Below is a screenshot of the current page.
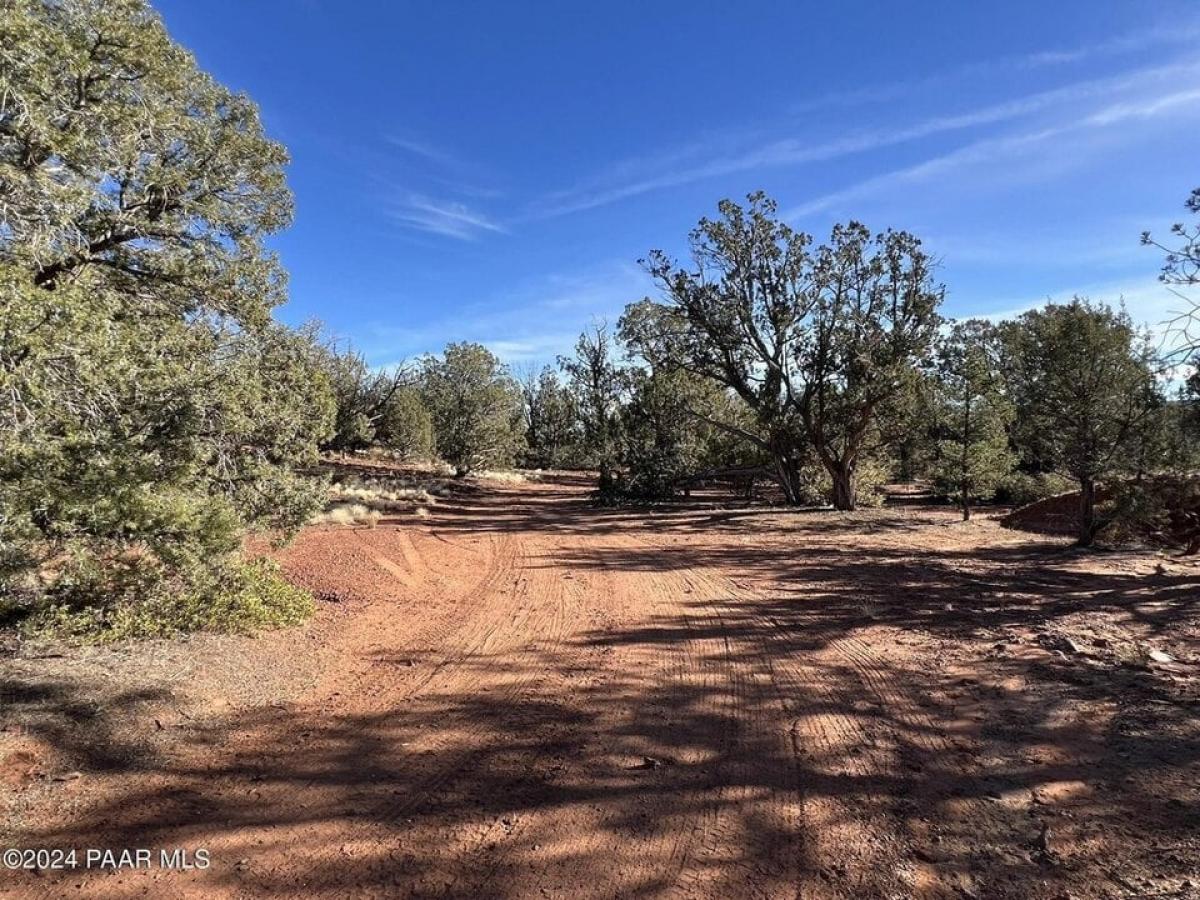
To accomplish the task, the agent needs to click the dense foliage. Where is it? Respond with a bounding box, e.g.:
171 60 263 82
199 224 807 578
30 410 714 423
520 366 581 469
623 193 943 509
1 0 333 638
317 343 430 458
420 343 524 476
1000 300 1160 544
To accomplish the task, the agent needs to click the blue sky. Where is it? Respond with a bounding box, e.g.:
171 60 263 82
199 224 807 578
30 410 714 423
153 1 1200 367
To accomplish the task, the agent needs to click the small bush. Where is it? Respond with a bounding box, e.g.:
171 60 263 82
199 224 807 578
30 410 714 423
995 471 1075 507
22 557 314 644
473 469 539 484
308 503 382 527
851 457 890 508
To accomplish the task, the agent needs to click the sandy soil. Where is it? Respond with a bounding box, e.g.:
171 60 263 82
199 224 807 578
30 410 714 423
1 473 1198 899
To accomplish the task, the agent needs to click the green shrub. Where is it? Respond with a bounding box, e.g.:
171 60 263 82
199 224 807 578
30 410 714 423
22 557 313 644
851 457 890 508
995 471 1075 507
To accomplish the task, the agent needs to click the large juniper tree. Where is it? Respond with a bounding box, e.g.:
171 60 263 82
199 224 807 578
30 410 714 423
624 192 942 509
0 0 333 635
1002 300 1161 545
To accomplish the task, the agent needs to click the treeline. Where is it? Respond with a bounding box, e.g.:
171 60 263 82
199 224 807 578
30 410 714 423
322 192 1198 551
1 0 1197 641
324 251 1197 551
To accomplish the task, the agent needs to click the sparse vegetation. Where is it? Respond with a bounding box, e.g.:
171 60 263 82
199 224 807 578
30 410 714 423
932 320 1016 520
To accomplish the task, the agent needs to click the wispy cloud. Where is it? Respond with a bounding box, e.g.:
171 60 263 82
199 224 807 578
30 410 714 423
386 135 462 169
388 193 507 241
483 335 581 364
356 261 651 366
378 134 507 239
783 82 1200 221
1014 23 1200 70
531 59 1200 219
789 22 1200 114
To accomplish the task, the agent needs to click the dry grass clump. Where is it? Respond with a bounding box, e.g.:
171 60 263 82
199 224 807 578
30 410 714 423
308 503 382 527
311 471 451 525
332 484 435 509
472 469 543 484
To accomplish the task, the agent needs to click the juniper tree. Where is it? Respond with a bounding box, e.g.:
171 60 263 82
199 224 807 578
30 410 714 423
625 193 942 509
1002 300 1161 545
520 366 580 469
317 344 416 455
560 325 624 494
619 367 752 500
421 343 523 476
0 0 332 634
932 320 1015 520
374 386 434 461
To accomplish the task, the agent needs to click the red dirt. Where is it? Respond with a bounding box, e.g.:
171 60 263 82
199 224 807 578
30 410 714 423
2 473 1198 899
1001 489 1111 537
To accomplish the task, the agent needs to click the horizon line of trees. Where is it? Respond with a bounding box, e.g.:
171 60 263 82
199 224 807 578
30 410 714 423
2 0 1197 641
320 192 1197 550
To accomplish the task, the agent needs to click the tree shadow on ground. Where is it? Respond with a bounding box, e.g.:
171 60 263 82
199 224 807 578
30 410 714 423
5 476 1198 898
10 634 1198 898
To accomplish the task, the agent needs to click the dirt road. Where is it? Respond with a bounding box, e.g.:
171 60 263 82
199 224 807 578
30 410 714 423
2 474 1198 898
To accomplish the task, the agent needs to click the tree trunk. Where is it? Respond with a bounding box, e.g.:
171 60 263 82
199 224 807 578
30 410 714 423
1077 477 1096 546
961 484 971 521
774 455 804 505
764 432 805 506
830 464 855 511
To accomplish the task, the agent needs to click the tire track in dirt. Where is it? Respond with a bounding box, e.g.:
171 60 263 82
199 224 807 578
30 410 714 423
403 505 667 897
625 538 831 899
420 519 740 900
19 504 575 899
309 492 618 897
505 526 800 900
618 528 957 898
228 504 574 896
8 478 1043 900
657 532 998 899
